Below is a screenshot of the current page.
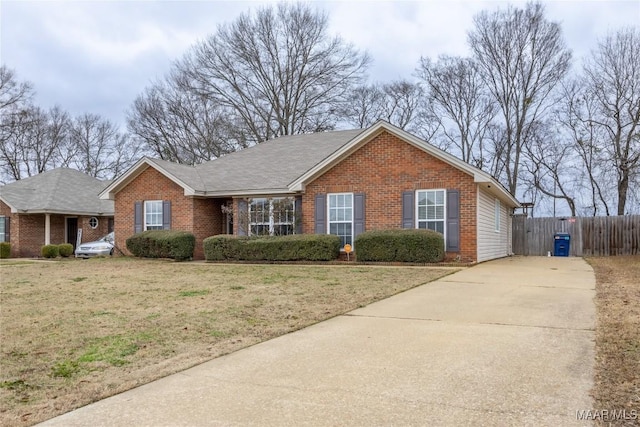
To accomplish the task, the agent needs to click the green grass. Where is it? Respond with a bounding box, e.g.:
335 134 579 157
178 290 210 297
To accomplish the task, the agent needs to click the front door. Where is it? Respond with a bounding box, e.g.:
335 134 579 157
66 218 78 249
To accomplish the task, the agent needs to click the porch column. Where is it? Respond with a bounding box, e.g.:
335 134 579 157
45 213 51 245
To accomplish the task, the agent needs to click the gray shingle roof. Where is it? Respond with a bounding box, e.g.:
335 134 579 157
0 168 114 215
194 129 363 193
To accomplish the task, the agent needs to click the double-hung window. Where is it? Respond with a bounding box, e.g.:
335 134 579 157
416 190 445 234
144 200 163 230
249 198 270 235
272 198 295 236
328 193 353 248
249 198 295 236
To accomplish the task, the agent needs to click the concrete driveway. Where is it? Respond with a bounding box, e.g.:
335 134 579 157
40 256 595 426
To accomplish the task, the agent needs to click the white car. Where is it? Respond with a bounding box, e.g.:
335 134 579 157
75 232 115 258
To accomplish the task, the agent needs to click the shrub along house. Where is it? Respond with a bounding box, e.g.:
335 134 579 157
0 168 114 257
100 121 519 262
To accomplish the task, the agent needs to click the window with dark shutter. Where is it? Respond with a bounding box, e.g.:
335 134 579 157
402 191 414 228
353 193 365 239
134 202 143 233
314 194 326 234
237 199 248 236
162 201 172 230
446 190 460 252
295 196 303 234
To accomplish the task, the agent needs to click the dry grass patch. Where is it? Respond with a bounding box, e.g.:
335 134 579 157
0 258 455 426
587 256 640 426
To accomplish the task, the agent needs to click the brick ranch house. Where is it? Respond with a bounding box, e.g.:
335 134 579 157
0 168 114 257
101 121 519 262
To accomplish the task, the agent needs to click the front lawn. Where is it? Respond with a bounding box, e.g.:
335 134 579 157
0 258 454 426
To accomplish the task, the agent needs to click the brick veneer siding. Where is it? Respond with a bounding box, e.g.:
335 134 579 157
0 200 112 257
301 130 478 262
114 167 223 260
78 216 112 244
0 201 16 256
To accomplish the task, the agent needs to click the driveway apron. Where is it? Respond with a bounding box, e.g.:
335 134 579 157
40 256 595 426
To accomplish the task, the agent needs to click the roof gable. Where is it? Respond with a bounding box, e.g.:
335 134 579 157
288 121 519 207
99 157 203 200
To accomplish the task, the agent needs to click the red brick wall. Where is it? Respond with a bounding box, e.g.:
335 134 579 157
114 167 223 260
13 214 44 257
1 201 17 257
302 130 478 262
192 197 224 259
0 200 114 258
78 216 111 244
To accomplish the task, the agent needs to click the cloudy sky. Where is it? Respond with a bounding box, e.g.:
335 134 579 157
1 0 639 129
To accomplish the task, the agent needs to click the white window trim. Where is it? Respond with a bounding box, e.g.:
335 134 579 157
248 197 295 236
89 217 99 229
494 198 501 232
327 192 354 249
415 189 447 241
144 200 163 231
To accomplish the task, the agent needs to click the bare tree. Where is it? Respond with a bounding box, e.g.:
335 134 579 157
379 80 424 131
128 71 245 165
468 1 572 196
556 79 612 216
342 84 386 128
582 27 640 215
0 106 72 181
0 66 35 181
524 121 578 216
180 2 370 143
417 56 496 167
70 113 140 180
0 66 32 112
342 80 425 132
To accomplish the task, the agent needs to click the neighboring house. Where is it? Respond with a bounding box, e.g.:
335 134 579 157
0 168 114 257
101 121 519 262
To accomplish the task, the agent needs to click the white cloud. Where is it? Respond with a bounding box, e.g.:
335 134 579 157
1 0 638 126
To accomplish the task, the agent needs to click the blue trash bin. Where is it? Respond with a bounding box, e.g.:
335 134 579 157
553 233 570 256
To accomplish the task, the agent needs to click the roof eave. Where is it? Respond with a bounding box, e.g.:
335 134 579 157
192 188 296 198
0 195 17 212
11 209 114 216
474 177 520 207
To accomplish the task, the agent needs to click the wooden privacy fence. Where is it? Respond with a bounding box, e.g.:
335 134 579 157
512 215 640 256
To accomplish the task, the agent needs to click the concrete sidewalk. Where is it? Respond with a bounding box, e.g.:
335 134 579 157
40 256 595 426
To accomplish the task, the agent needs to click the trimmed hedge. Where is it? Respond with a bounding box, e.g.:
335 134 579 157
126 230 195 261
58 243 74 257
203 234 341 262
354 229 445 263
0 242 10 259
41 244 59 259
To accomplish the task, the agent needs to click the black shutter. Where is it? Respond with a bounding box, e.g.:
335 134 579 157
354 193 365 239
314 194 326 234
4 217 10 242
162 201 172 230
294 196 303 234
402 191 414 229
134 202 143 233
446 190 460 252
237 199 248 236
